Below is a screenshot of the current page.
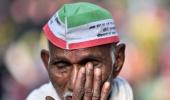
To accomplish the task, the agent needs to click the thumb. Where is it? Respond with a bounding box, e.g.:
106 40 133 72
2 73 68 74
45 96 55 100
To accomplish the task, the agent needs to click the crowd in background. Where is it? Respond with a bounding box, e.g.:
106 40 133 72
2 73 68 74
0 0 170 100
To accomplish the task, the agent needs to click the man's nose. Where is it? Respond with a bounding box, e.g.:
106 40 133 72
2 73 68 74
67 64 80 91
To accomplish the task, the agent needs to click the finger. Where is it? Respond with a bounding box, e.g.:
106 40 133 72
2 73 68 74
84 63 94 100
92 68 102 100
72 67 86 100
100 82 111 100
45 96 55 100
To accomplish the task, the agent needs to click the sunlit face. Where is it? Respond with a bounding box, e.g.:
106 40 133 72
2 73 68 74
47 43 114 99
41 41 128 100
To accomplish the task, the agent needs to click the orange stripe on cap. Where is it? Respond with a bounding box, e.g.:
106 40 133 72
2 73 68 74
69 36 119 49
43 24 66 49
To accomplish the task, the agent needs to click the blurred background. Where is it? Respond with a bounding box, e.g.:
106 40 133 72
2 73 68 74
0 0 170 100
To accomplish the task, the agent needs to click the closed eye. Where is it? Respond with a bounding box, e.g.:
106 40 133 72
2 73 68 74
51 60 71 69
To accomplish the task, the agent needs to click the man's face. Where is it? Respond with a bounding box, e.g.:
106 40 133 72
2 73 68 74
41 42 125 100
41 42 125 99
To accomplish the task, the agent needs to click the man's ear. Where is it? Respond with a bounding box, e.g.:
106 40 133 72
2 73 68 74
41 49 49 70
112 43 126 78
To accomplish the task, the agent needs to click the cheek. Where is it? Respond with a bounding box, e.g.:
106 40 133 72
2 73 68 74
101 64 112 82
48 67 71 88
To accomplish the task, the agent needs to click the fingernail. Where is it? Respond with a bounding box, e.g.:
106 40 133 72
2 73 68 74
81 67 85 73
103 82 112 94
95 68 101 75
104 81 110 87
87 62 93 69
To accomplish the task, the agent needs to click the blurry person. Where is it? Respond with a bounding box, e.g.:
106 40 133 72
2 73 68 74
26 2 133 100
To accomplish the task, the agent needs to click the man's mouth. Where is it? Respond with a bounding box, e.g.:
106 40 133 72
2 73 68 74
65 96 72 100
64 91 73 100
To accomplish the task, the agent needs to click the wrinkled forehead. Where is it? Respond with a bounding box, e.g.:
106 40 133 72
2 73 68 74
48 41 112 58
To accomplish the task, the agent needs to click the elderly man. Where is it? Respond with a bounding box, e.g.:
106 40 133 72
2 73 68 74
26 2 133 100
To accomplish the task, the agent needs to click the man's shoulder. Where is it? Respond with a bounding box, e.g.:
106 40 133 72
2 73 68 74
110 77 133 100
26 82 60 100
113 77 132 90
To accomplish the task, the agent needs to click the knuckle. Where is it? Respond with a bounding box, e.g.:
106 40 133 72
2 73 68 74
92 92 100 100
84 88 93 97
86 69 92 76
73 88 84 97
95 73 101 78
100 97 107 100
92 95 100 100
94 77 102 82
102 91 107 95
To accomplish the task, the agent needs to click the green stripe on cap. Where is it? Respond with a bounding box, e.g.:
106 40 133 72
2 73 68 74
58 2 112 28
43 2 119 50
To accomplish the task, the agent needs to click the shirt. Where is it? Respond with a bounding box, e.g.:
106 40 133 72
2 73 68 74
26 77 133 100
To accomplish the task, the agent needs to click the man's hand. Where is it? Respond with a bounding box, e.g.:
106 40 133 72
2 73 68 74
46 63 111 100
72 63 111 100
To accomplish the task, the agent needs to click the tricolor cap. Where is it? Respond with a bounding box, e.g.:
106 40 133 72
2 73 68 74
43 2 119 50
